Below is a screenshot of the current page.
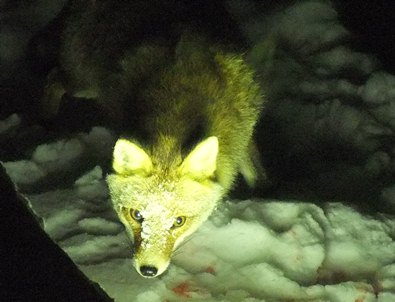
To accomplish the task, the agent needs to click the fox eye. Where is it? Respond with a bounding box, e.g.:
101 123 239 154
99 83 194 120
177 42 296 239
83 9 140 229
130 209 144 223
173 216 186 228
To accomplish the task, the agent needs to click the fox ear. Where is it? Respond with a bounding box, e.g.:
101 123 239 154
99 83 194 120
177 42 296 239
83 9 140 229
112 139 153 176
180 136 218 179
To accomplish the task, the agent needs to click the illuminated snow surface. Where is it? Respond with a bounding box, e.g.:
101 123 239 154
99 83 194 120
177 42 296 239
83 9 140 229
2 0 395 301
2 128 395 302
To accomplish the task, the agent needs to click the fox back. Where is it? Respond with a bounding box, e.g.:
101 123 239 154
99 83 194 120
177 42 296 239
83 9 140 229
50 0 265 277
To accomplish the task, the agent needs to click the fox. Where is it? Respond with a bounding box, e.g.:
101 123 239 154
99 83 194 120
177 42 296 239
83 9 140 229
41 0 267 277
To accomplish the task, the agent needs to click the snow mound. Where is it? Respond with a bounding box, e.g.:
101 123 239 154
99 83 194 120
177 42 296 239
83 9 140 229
2 126 114 187
76 200 395 302
8 127 392 301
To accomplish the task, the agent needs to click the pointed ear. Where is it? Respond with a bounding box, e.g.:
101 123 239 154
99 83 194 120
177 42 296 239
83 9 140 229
180 136 218 179
112 139 153 176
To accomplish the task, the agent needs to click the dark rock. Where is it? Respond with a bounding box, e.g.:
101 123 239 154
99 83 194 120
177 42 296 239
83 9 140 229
0 164 113 302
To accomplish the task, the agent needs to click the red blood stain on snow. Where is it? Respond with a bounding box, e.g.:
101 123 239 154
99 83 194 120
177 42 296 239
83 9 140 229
204 266 216 275
172 282 191 298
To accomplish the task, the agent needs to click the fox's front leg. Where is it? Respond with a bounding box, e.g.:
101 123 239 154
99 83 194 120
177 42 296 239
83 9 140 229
239 139 270 189
38 68 66 120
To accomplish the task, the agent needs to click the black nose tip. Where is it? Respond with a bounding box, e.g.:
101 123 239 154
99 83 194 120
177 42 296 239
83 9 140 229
139 265 158 277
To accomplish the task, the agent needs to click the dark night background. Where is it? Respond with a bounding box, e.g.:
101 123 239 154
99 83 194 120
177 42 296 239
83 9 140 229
1 0 394 211
1 0 395 300
334 0 395 74
1 0 395 116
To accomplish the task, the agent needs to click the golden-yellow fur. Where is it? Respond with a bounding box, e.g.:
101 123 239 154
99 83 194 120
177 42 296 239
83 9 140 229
43 0 266 277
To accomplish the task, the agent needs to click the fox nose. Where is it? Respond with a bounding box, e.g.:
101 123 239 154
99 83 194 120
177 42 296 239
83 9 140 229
139 265 158 277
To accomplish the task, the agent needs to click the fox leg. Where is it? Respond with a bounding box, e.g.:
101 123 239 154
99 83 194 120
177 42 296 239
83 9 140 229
39 67 100 120
39 68 66 119
239 140 268 188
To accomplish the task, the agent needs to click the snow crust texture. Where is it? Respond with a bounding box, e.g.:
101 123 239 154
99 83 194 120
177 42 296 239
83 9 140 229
228 0 395 211
1 121 394 301
1 0 395 301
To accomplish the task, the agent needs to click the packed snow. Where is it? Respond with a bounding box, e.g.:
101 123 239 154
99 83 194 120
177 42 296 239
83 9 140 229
229 0 395 211
1 0 395 301
1 122 394 301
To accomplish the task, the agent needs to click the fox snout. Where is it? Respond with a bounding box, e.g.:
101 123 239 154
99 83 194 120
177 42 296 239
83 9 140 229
133 248 172 278
126 208 183 278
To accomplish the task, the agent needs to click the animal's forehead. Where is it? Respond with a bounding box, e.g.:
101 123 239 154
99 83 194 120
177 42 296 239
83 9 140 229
120 175 218 216
132 186 195 216
134 176 180 204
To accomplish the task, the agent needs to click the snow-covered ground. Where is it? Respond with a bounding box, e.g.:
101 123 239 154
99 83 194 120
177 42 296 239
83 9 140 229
1 123 394 301
1 0 395 301
231 0 395 212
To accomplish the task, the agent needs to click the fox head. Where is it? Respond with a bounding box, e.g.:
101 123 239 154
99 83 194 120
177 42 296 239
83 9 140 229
106 136 223 277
